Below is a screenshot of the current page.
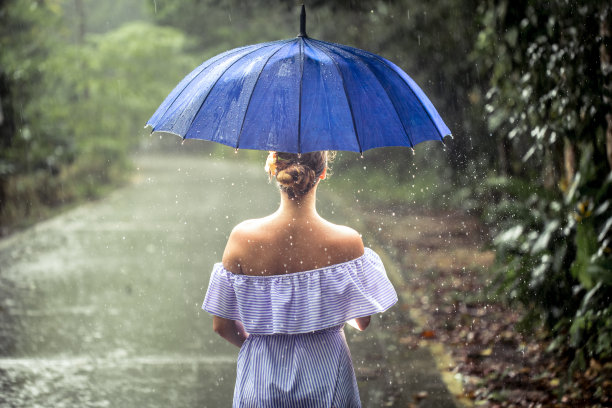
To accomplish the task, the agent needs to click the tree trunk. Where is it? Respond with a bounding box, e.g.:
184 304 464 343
563 137 576 185
74 0 89 100
601 6 612 170
497 136 511 177
543 147 557 190
75 0 86 43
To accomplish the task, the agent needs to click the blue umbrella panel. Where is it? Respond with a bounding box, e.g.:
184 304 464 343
146 31 451 154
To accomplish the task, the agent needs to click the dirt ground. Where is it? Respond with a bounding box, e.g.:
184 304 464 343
359 209 612 408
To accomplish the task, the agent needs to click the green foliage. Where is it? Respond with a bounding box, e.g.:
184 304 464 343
149 0 295 53
328 150 451 212
0 1 198 232
38 21 198 155
476 0 612 366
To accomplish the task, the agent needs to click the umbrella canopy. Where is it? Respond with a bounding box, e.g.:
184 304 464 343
146 6 451 154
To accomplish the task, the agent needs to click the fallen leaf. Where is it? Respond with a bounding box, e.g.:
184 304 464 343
413 391 428 401
421 330 436 339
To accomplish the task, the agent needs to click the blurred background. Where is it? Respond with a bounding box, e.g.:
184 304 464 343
1 0 611 406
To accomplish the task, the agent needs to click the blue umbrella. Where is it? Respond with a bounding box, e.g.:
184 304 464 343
146 6 451 154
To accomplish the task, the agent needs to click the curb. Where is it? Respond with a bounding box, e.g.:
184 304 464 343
371 244 473 408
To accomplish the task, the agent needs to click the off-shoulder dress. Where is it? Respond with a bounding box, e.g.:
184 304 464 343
202 247 398 408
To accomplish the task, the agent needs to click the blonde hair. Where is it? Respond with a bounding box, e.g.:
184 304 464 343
267 151 334 199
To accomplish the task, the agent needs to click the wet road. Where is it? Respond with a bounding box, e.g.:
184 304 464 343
0 153 456 407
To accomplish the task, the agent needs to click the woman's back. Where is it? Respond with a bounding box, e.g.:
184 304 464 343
222 213 364 276
203 151 396 408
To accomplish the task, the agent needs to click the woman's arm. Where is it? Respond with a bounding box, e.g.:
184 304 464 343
213 316 249 347
347 316 371 331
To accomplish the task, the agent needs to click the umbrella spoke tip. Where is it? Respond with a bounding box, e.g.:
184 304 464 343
297 4 307 38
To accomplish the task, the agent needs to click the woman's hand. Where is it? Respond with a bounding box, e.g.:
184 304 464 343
213 316 249 347
347 316 371 331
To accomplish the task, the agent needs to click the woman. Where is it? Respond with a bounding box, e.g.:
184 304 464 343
202 151 397 407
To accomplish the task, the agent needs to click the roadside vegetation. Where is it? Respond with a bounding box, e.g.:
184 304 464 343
0 1 197 234
332 1 612 405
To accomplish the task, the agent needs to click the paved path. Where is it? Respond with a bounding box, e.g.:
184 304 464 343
0 153 457 407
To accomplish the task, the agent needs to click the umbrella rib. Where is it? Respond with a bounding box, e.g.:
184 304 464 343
325 43 415 148
370 55 445 143
318 39 447 143
184 40 291 141
297 38 305 154
309 40 362 154
235 40 293 151
151 43 258 130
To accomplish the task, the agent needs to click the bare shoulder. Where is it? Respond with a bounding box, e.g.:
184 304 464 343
321 220 364 260
232 218 267 234
222 218 270 273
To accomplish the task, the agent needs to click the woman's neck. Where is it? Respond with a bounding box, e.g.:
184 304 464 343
277 186 319 220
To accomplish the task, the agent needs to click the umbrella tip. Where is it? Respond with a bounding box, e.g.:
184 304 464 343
297 4 308 38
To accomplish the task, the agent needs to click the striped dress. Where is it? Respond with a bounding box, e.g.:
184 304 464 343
202 248 398 407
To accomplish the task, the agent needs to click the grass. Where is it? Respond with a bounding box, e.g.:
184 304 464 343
0 154 131 237
327 163 454 214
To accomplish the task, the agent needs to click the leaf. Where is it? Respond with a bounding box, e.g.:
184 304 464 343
522 145 537 162
577 281 602 316
494 225 524 246
413 391 429 401
421 330 436 339
504 27 518 47
531 220 560 254
597 214 612 242
587 262 612 286
571 221 598 289
569 316 585 347
565 172 581 204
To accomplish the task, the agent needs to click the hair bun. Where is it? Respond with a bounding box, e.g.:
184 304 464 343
267 151 331 199
276 168 296 186
276 164 315 197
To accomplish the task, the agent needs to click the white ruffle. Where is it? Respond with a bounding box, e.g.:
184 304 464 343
202 248 398 334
